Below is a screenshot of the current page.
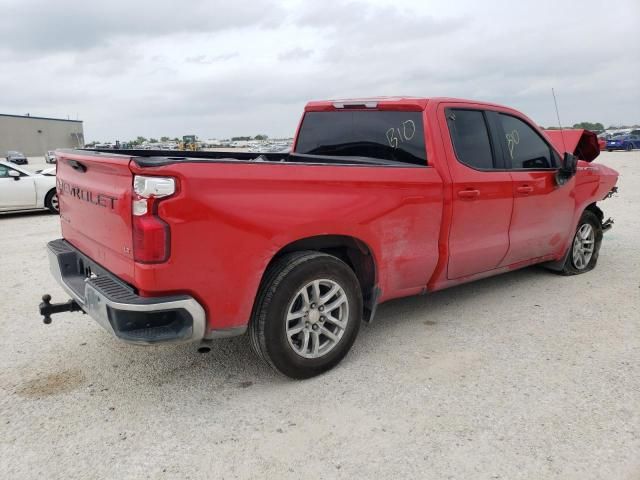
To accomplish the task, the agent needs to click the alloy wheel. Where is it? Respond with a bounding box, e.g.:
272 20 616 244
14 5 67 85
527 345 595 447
572 223 595 269
51 193 59 212
285 279 349 359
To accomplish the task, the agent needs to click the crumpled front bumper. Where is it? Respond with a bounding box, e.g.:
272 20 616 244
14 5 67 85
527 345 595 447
46 239 206 345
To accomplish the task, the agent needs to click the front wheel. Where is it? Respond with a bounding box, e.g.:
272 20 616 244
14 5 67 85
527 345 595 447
558 210 602 275
249 251 362 379
626 143 634 151
45 189 59 214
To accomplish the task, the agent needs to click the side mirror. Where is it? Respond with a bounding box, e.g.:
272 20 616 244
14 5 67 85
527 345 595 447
556 152 577 186
8 170 21 181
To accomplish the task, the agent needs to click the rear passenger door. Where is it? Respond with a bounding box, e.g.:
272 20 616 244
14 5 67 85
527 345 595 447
495 113 575 265
440 106 514 279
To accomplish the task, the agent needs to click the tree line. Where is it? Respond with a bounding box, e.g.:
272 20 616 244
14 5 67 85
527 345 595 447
544 122 640 131
86 134 272 147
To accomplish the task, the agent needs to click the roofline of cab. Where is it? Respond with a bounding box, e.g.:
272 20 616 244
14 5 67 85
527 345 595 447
304 97 515 113
305 97 429 112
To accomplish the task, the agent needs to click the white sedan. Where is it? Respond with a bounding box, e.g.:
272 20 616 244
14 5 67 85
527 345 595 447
0 160 59 214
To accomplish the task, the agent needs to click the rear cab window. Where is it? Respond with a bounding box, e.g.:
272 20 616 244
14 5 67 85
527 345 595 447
295 110 427 166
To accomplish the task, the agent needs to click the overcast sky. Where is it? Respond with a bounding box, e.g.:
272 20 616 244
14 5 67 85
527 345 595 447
1 0 638 141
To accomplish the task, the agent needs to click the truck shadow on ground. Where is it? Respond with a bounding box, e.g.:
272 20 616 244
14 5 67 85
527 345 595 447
16 265 562 401
362 265 554 338
0 210 54 219
85 267 561 389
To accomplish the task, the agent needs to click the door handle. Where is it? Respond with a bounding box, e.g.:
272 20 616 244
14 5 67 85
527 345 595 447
458 189 480 199
67 160 87 172
516 185 534 194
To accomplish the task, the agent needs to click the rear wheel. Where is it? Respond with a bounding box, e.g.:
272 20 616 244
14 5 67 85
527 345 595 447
45 189 59 214
249 251 362 379
558 210 602 275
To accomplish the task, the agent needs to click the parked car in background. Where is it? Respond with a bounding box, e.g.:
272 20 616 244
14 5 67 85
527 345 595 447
597 136 607 151
606 134 640 151
35 166 57 176
0 160 58 213
45 151 57 163
6 151 28 165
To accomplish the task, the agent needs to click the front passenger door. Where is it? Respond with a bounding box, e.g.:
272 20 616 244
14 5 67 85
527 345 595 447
0 165 37 209
496 114 575 265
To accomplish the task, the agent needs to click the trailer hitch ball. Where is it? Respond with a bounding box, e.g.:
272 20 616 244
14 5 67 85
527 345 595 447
39 294 82 325
41 294 53 324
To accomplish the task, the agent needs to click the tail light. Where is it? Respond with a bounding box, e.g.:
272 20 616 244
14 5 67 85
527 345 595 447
132 176 176 263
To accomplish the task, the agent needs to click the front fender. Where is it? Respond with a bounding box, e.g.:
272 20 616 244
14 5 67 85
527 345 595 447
33 177 57 207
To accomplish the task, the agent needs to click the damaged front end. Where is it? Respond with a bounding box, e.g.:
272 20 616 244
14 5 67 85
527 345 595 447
600 186 618 233
587 190 617 235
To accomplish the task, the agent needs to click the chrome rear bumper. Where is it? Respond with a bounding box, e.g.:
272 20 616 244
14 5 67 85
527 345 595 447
46 239 206 345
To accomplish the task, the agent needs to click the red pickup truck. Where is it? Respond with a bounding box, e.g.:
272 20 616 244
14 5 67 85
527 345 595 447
40 97 618 378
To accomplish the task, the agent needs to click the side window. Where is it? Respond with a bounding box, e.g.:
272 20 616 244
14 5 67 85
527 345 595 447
499 114 556 169
0 165 10 177
446 109 495 170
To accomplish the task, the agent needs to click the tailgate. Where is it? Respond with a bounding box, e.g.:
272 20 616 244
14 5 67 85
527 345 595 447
57 151 135 282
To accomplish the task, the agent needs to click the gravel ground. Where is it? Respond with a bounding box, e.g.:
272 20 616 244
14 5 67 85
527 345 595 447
1 152 638 480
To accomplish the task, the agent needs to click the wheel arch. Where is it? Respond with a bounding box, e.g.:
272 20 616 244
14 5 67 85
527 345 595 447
37 177 58 207
44 186 57 207
544 202 604 272
585 202 604 224
264 235 380 322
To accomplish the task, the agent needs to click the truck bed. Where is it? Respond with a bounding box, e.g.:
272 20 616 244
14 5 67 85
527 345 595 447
90 148 290 163
55 147 442 334
86 149 420 168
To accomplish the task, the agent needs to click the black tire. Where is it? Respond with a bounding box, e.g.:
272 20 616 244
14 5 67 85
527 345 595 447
626 144 633 151
607 149 613 152
557 210 602 275
249 251 362 379
45 189 59 214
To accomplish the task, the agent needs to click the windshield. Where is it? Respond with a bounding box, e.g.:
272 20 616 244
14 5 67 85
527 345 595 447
295 110 427 166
